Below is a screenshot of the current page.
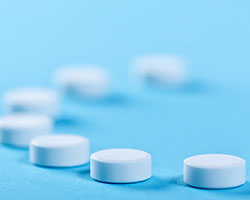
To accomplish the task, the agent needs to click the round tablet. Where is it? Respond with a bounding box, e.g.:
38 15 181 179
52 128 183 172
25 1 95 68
0 114 52 147
4 88 59 118
90 148 151 183
55 66 109 98
30 134 90 167
184 154 246 189
133 55 187 87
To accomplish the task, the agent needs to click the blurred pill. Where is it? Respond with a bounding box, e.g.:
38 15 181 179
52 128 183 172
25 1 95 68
0 114 52 147
30 134 90 167
54 66 110 98
133 55 187 87
4 87 59 118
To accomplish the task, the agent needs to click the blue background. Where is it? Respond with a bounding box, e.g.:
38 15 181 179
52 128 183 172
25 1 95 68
0 0 250 199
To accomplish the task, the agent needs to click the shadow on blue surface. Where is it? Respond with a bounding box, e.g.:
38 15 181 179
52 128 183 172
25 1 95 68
2 144 28 151
65 92 133 107
179 80 211 94
206 181 250 197
145 79 212 95
76 167 92 181
55 115 92 128
55 114 95 132
98 93 132 106
97 175 184 190
48 164 93 181
129 175 185 190
182 179 250 197
55 116 80 127
104 175 250 197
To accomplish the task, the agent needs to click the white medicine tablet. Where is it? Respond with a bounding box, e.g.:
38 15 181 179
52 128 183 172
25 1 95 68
133 55 187 87
30 134 90 167
55 66 110 98
0 114 52 147
90 148 151 183
184 154 246 189
4 88 59 118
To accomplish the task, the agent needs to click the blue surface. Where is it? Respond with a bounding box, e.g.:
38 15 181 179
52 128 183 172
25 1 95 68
1 0 250 199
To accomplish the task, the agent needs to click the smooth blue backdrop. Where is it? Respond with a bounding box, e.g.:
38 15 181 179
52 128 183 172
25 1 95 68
0 0 250 199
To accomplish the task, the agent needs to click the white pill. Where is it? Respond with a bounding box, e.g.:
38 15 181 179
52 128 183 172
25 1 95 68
0 114 52 147
55 66 109 98
4 88 59 118
30 134 90 167
184 154 246 189
133 55 187 87
90 148 151 183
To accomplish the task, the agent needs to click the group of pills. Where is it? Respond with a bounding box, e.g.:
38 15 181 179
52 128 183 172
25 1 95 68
0 55 247 188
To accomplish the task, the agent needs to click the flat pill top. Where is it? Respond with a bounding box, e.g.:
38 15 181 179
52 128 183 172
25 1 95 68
184 154 245 169
91 148 151 163
31 134 89 148
5 88 58 104
0 114 52 130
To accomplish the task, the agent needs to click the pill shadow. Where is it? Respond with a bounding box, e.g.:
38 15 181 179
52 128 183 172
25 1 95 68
2 144 29 164
106 175 184 190
52 164 92 181
55 116 79 127
2 144 28 151
3 146 30 166
97 93 131 105
182 179 250 197
122 175 250 196
178 80 211 94
145 80 212 95
76 167 92 181
55 115 92 128
204 181 250 197
67 92 133 107
18 153 30 165
55 115 94 132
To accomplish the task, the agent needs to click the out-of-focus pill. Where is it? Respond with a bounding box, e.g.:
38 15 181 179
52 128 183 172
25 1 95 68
54 66 110 98
0 114 52 147
133 55 187 87
30 134 90 167
184 154 246 189
91 148 151 183
4 87 59 118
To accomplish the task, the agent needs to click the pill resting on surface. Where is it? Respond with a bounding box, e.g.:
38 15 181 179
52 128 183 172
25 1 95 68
30 134 90 167
184 154 246 189
91 148 151 183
